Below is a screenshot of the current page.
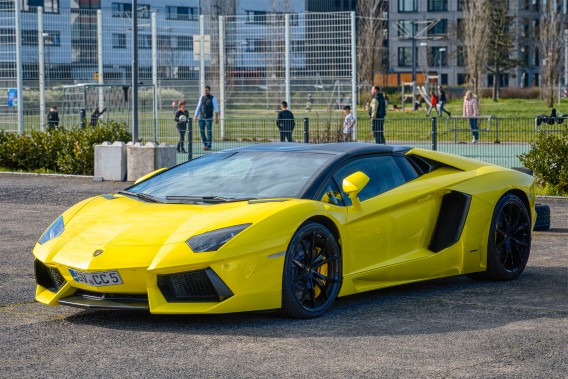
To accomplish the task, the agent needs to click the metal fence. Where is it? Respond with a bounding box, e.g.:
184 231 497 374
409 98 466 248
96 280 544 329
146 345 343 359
155 115 560 169
1 6 356 134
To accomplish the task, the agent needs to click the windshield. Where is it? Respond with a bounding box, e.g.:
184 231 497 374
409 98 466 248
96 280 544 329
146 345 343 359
126 151 334 202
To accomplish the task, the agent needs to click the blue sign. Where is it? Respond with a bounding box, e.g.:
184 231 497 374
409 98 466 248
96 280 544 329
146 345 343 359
7 88 17 107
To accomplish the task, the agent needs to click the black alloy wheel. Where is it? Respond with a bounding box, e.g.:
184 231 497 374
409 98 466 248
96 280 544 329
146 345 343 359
281 222 342 319
485 194 532 280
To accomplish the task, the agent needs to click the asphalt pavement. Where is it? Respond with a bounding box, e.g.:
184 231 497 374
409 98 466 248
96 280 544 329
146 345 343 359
0 173 566 378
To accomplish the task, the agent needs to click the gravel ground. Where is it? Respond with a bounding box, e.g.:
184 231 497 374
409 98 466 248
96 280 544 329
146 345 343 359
0 173 566 378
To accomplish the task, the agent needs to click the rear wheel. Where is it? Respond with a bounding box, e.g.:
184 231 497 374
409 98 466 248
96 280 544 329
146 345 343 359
485 194 532 281
281 222 342 319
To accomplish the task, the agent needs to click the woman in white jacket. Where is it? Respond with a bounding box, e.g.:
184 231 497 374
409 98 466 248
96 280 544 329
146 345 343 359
463 90 479 143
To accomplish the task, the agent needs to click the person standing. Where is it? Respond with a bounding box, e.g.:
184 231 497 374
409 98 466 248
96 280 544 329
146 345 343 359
276 101 295 142
46 106 59 129
438 85 451 117
193 85 219 151
342 105 356 142
368 86 386 144
463 90 479 143
175 100 189 153
426 90 439 117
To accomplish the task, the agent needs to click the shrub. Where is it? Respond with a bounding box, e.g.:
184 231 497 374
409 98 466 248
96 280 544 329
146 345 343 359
518 125 568 196
0 121 131 175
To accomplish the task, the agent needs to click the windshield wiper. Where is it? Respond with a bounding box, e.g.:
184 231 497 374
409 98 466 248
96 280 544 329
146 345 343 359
119 190 163 203
165 195 256 204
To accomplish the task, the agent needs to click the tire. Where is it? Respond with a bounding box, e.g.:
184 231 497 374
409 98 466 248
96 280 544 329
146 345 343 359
281 222 342 319
534 204 551 231
484 194 532 281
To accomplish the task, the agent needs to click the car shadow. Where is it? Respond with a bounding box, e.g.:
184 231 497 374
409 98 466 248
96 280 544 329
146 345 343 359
64 265 568 338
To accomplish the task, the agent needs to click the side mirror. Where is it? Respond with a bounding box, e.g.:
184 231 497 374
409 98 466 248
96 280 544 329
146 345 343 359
342 171 370 209
134 167 167 184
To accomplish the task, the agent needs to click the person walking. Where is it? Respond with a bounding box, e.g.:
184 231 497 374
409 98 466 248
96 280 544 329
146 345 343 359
368 86 387 144
463 90 479 143
175 100 189 153
193 85 219 151
438 85 451 117
426 90 439 117
46 106 59 129
342 105 356 142
276 100 295 142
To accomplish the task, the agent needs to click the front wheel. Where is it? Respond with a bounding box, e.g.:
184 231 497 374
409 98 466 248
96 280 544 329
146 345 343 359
281 222 342 319
485 194 532 281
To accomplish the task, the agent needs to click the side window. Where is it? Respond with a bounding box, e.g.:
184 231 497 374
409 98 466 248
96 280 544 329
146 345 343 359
319 181 344 206
332 156 407 204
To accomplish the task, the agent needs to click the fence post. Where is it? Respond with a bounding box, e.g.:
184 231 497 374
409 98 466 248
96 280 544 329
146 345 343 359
303 117 309 143
350 11 357 141
285 14 291 107
15 0 23 134
431 116 437 151
97 10 104 111
151 10 158 143
219 16 226 139
187 119 193 161
38 6 45 131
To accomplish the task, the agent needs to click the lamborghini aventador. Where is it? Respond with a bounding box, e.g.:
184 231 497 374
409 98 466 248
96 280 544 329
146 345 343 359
33 143 535 318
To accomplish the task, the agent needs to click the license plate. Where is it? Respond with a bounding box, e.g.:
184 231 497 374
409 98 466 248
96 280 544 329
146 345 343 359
68 268 123 287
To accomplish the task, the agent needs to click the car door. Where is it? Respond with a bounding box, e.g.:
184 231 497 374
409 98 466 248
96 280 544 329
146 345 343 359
329 155 440 279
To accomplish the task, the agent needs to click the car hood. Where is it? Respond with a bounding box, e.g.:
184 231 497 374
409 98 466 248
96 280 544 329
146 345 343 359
61 194 290 247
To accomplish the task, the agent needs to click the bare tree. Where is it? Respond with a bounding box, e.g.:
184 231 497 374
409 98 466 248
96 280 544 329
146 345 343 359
486 1 518 101
539 2 565 107
356 1 388 87
460 0 490 97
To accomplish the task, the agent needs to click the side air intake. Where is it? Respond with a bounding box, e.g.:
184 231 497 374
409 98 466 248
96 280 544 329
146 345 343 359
429 192 471 253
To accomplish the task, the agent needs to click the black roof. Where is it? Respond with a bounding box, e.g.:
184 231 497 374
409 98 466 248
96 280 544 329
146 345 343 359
226 142 411 156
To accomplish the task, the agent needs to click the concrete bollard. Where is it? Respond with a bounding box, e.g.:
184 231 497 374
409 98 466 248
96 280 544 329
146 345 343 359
94 141 127 181
126 142 176 182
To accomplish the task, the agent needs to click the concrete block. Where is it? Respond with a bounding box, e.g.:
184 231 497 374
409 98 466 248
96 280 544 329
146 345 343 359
94 141 127 181
127 142 176 182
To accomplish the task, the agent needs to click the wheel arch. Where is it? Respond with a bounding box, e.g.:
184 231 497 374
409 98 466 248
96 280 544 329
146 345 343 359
303 216 341 246
505 189 532 223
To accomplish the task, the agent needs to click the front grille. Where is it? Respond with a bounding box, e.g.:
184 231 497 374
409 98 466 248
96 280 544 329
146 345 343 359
35 260 66 292
158 268 233 302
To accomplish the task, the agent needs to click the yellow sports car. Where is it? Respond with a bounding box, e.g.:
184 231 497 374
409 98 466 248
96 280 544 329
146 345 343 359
33 143 535 318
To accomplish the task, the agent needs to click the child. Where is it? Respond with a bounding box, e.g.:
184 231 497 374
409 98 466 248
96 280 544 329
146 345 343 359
46 106 59 128
426 90 439 117
342 105 356 142
175 100 189 153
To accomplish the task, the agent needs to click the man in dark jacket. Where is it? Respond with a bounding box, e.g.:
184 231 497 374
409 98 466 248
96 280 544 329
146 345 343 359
277 101 295 142
368 86 386 144
46 106 59 129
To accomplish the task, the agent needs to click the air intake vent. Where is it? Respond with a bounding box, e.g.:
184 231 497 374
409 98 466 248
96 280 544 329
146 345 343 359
429 192 471 253
34 260 66 292
158 268 233 302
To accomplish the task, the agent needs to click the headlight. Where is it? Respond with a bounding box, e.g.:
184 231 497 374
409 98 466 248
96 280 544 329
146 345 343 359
186 224 251 252
38 215 64 245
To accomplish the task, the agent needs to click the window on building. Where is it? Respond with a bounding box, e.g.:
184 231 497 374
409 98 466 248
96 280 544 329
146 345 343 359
534 47 540 66
22 29 60 46
457 73 468 85
166 6 198 21
457 45 465 67
428 19 447 36
398 0 417 12
22 0 59 13
177 35 193 50
429 46 447 67
73 0 100 9
398 46 413 67
158 35 172 50
0 28 15 44
427 0 447 12
397 20 413 37
112 33 126 49
0 1 14 10
113 3 150 18
139 34 151 49
246 10 268 24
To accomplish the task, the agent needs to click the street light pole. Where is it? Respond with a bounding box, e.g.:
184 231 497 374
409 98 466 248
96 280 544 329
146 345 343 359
411 21 416 110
